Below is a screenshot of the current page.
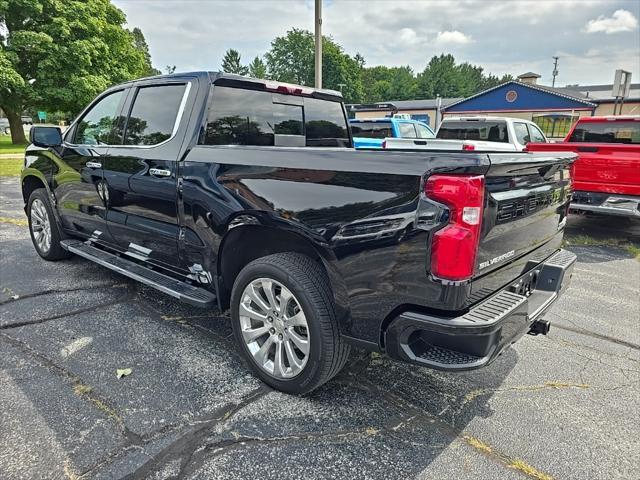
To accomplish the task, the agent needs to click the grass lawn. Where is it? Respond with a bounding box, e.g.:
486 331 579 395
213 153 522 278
0 158 22 176
0 135 27 154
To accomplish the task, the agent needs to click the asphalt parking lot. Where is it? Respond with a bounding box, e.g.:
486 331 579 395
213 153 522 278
1 176 639 480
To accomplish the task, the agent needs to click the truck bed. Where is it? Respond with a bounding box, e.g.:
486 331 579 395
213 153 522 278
183 145 575 346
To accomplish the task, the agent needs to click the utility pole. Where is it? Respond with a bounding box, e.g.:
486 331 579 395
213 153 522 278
552 56 559 87
315 0 322 89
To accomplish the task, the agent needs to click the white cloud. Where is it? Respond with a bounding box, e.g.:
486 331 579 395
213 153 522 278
434 30 473 45
398 28 420 46
584 9 639 34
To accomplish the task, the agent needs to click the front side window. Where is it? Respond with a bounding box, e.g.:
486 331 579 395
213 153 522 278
514 122 531 145
398 123 417 138
124 84 186 145
74 90 124 145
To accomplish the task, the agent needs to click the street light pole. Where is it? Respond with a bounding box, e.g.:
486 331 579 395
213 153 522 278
315 0 322 89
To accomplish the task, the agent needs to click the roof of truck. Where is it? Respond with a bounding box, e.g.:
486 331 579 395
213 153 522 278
120 71 344 99
576 115 640 122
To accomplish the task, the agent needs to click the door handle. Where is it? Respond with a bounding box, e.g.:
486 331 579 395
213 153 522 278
149 168 171 177
86 161 102 169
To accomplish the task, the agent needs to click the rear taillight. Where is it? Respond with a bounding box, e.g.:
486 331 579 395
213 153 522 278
462 143 475 151
424 174 485 281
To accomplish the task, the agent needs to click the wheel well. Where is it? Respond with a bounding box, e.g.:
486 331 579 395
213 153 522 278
218 225 324 308
22 175 46 203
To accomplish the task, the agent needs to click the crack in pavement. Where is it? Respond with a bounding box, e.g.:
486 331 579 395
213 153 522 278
0 285 134 330
551 323 640 351
0 283 130 306
120 387 271 480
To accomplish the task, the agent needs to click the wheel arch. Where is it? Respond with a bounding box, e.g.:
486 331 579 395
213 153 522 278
21 174 48 204
216 224 351 325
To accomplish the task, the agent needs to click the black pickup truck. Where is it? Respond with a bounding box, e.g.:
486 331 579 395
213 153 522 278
22 71 576 394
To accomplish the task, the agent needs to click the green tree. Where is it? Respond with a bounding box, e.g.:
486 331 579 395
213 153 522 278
416 54 512 100
0 0 156 144
221 49 248 75
264 28 363 103
248 56 267 79
361 65 417 103
131 27 161 76
417 54 463 99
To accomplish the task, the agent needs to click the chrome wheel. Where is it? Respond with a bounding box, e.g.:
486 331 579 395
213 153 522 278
239 277 310 379
30 198 51 253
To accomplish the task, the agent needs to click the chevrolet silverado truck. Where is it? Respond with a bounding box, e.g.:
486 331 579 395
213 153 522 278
527 115 640 218
21 72 577 394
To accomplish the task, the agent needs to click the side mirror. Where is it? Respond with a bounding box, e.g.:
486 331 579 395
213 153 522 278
30 126 63 148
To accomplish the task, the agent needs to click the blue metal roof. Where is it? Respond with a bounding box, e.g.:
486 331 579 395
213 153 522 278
443 81 596 113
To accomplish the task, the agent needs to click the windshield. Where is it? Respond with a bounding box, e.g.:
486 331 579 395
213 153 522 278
350 121 393 139
437 121 510 143
568 121 640 144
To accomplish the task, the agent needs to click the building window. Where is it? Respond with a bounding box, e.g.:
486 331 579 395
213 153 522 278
532 114 580 138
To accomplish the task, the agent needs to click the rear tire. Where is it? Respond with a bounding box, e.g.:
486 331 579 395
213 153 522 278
231 253 350 394
27 189 71 261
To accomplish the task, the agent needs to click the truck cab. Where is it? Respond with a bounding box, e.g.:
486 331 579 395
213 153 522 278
436 116 548 151
350 117 435 149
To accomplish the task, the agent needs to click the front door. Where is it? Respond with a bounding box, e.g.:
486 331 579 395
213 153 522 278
103 82 192 269
54 89 127 243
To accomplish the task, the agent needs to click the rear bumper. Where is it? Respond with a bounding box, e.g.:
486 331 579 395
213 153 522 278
384 249 576 371
570 191 640 218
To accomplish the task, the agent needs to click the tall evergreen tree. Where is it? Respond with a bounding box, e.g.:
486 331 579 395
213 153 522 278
221 49 248 75
248 56 268 79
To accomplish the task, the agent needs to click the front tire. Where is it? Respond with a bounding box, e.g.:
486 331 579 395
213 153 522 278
27 189 70 261
231 253 350 394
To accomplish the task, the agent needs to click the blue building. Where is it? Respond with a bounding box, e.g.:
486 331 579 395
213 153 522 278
441 72 598 138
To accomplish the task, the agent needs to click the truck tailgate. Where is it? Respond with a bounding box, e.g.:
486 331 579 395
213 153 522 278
527 142 640 196
475 152 575 277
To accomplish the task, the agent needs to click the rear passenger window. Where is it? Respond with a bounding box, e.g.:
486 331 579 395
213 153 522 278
124 84 186 145
202 86 350 147
398 123 417 138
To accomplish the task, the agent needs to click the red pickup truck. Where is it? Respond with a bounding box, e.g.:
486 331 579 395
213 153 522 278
528 116 640 218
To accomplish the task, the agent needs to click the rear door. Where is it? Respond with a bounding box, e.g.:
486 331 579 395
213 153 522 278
102 79 194 268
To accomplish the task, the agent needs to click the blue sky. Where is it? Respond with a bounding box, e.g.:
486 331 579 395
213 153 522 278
113 0 640 86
